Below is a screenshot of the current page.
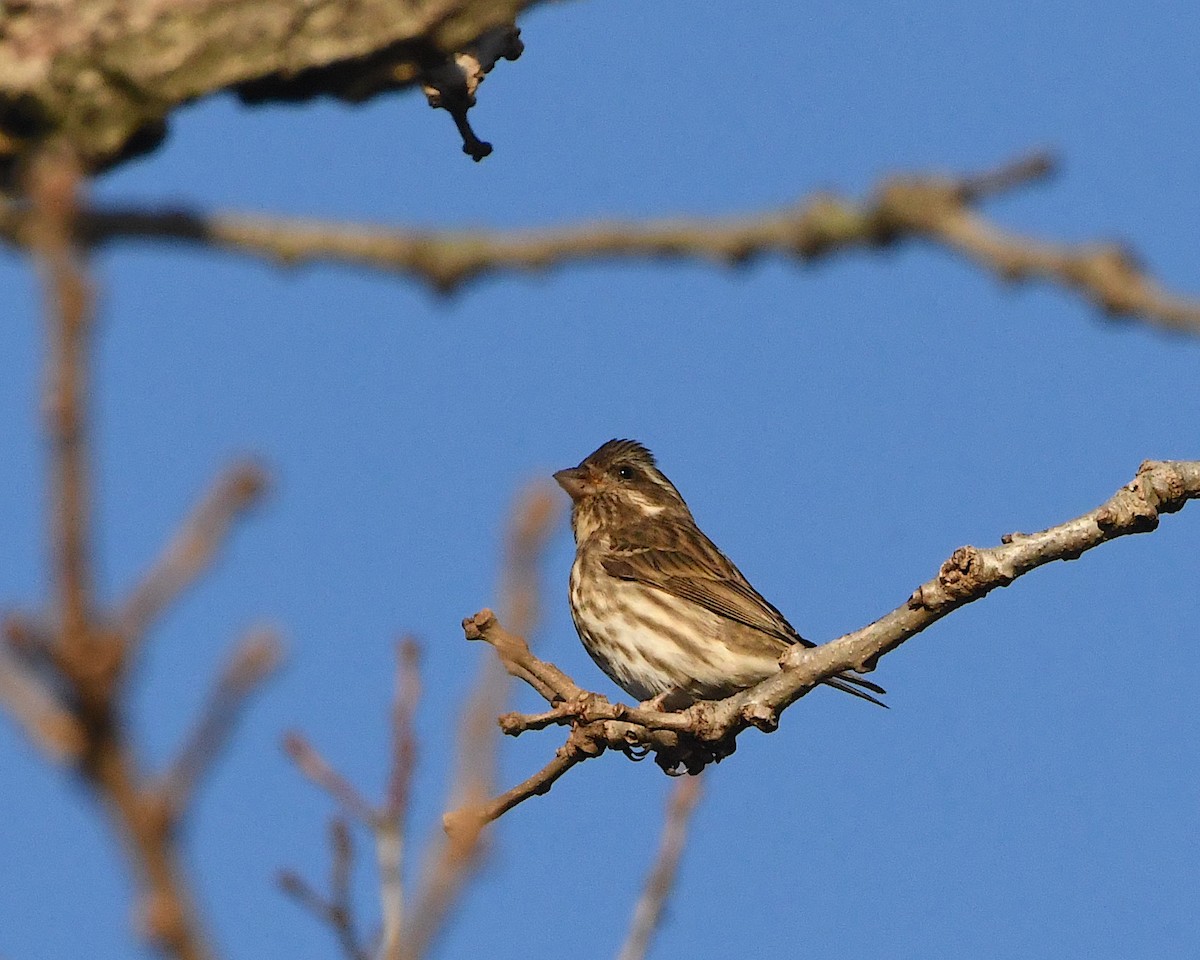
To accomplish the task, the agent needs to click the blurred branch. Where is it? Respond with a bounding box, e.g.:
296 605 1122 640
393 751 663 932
156 629 283 817
283 732 379 826
3 152 1198 333
282 639 425 960
116 463 268 654
379 640 421 960
27 144 99 687
454 458 1200 819
405 483 560 960
278 819 368 960
617 776 704 960
0 641 85 761
17 143 240 960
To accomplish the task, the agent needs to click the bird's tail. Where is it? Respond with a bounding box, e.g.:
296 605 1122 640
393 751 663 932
822 672 887 708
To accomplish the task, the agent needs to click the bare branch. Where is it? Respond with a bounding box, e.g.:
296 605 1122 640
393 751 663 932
463 459 1200 812
24 142 218 960
329 820 367 960
444 735 586 833
116 464 269 652
617 776 705 960
3 152 1198 333
405 484 561 960
378 640 421 960
283 733 378 827
156 629 282 819
0 644 86 761
279 825 369 960
462 609 582 704
27 144 102 689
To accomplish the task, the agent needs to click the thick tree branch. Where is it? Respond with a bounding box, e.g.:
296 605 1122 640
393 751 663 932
453 459 1200 822
0 1 536 172
2 152 1195 333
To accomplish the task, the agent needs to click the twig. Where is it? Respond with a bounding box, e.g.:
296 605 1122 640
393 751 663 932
329 820 367 960
282 732 378 826
617 776 705 960
460 459 1200 817
156 628 282 817
0 644 86 760
279 822 369 960
3 152 1198 333
116 463 268 653
444 736 587 833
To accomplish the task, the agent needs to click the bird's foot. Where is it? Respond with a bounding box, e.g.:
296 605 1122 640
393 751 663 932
638 690 693 713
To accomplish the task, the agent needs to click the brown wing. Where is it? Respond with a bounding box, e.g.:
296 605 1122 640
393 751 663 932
602 518 810 647
602 518 888 706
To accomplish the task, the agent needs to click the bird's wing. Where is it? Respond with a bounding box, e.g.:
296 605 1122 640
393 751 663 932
602 519 808 646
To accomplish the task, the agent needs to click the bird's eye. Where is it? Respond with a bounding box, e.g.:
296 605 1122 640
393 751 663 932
616 465 635 481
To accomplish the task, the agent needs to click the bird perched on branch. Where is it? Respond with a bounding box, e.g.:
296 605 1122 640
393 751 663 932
554 439 885 710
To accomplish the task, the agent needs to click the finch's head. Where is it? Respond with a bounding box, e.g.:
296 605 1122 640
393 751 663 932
554 439 689 532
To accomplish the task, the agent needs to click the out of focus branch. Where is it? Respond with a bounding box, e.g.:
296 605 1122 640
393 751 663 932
282 484 561 958
157 629 283 817
453 459 1200 820
405 483 560 960
281 639 424 960
28 145 99 686
116 464 268 654
0 640 85 761
2 152 1197 333
278 819 368 960
0 143 277 960
617 776 704 960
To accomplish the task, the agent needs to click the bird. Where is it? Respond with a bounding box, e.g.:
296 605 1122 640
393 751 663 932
553 439 886 710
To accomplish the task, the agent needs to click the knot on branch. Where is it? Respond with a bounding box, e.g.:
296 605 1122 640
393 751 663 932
1096 474 1162 534
1135 460 1190 514
909 544 1016 610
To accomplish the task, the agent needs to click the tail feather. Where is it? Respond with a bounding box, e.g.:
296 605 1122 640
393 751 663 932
822 672 888 708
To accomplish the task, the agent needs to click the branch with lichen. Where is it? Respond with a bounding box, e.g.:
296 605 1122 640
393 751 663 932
448 458 1200 828
1 152 1196 334
0 0 535 173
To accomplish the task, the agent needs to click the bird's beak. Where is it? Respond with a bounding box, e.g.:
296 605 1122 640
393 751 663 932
553 466 594 501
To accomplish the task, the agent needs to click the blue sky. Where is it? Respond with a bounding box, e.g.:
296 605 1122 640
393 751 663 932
2 2 1199 958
